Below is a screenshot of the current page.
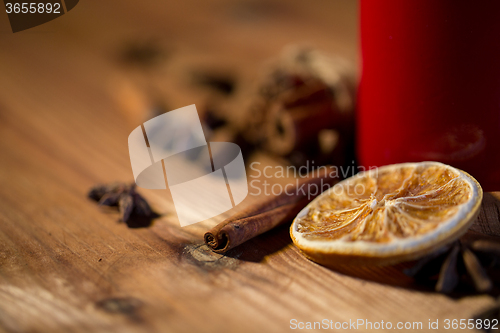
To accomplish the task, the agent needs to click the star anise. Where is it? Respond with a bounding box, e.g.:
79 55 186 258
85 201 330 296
118 40 167 68
88 183 157 227
405 239 500 294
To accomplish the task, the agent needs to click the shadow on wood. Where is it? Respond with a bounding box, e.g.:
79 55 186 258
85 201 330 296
224 223 292 262
124 211 161 228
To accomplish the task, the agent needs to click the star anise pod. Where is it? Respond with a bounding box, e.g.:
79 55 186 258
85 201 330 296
88 182 156 227
405 239 500 294
118 40 167 68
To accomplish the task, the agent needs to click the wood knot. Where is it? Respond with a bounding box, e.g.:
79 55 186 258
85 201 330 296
183 244 239 270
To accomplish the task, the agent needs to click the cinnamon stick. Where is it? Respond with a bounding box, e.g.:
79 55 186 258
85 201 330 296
204 167 337 253
263 80 337 156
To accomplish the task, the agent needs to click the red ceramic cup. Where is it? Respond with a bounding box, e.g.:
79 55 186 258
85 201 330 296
357 0 500 191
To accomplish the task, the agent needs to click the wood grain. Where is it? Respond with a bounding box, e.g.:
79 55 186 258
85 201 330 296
0 1 498 332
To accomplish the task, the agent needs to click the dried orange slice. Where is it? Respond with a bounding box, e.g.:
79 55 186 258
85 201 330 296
291 162 482 266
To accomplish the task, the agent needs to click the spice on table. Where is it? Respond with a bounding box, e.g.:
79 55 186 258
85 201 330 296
198 46 356 172
291 162 482 267
204 167 337 253
118 40 167 68
405 239 500 294
241 46 355 166
190 71 237 96
88 182 156 226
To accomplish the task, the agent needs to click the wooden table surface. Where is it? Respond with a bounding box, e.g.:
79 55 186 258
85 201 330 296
0 1 499 332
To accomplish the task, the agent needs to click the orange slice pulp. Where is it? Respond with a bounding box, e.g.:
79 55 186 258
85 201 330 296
291 162 483 266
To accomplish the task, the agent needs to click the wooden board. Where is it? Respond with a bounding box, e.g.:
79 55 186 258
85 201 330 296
0 1 499 332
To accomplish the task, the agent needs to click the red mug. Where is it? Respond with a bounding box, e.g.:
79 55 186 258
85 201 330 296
357 0 500 191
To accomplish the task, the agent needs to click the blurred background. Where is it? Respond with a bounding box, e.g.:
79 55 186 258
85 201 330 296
2 0 500 193
0 0 359 186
